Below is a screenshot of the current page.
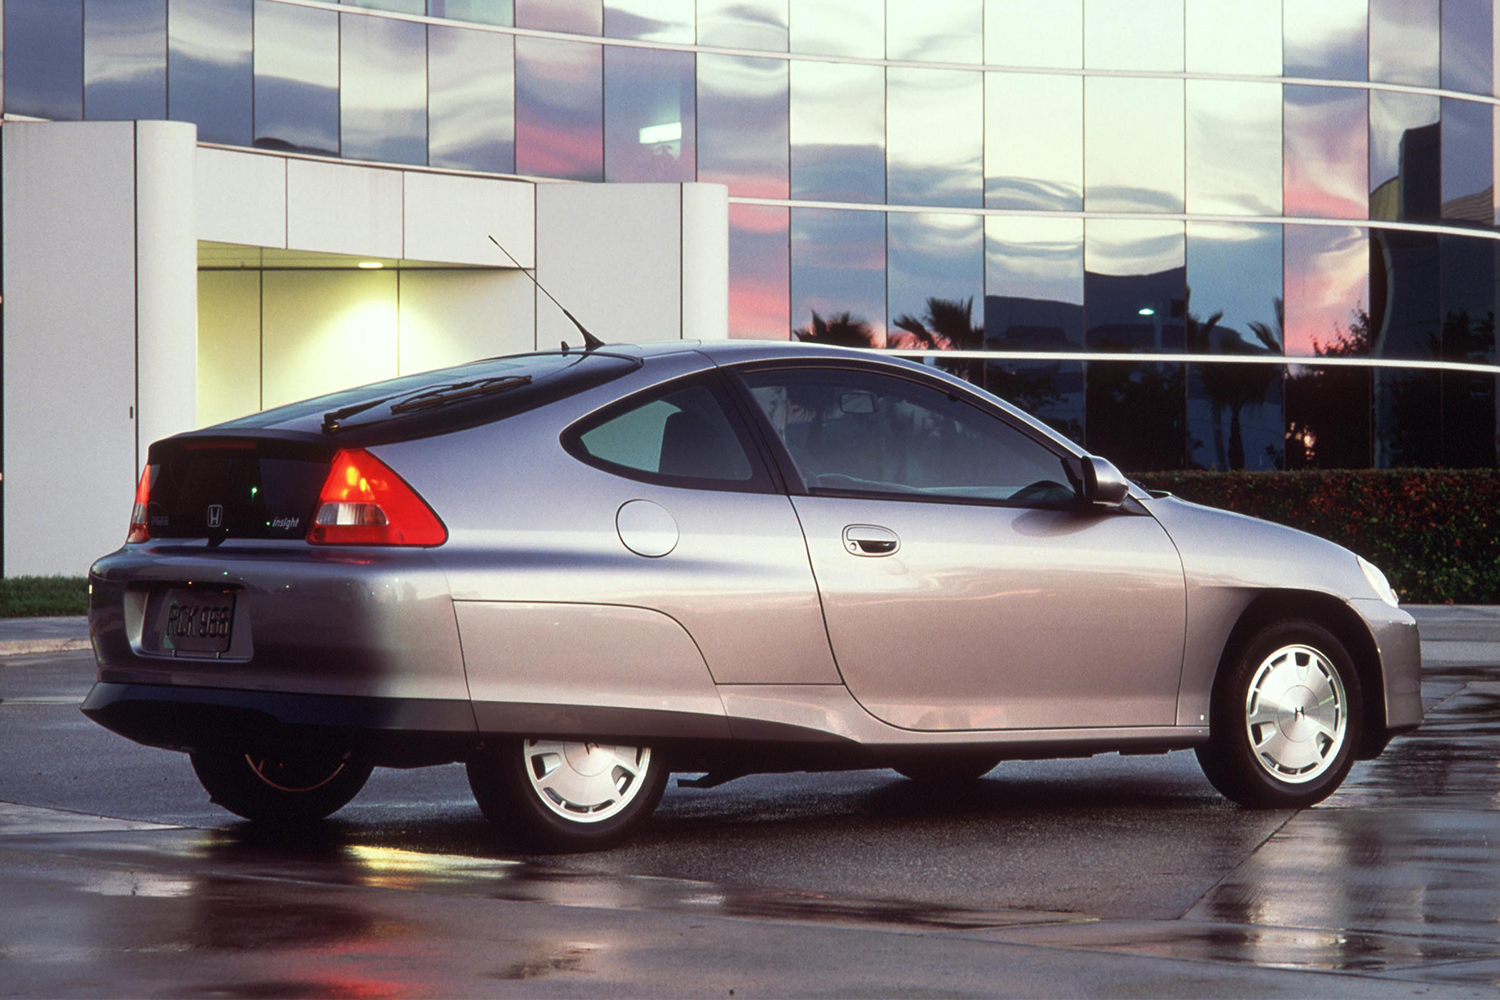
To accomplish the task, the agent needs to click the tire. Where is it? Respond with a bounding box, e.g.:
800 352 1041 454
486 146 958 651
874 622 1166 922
1196 619 1363 809
190 749 373 822
466 738 667 852
893 754 1000 785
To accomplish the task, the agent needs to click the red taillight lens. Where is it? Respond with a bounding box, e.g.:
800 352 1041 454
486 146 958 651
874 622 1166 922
307 448 447 546
127 465 154 543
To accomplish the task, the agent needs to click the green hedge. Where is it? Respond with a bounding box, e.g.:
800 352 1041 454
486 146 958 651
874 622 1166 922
1132 470 1500 605
0 575 89 618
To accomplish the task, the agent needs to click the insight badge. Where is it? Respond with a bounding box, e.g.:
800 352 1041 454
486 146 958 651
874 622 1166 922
271 516 301 530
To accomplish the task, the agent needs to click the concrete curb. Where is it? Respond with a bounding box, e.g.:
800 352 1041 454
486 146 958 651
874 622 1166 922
0 639 91 657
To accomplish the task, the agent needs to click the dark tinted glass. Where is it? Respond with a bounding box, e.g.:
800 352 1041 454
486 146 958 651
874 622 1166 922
887 214 984 350
428 0 513 25
1369 0 1438 87
698 0 788 50
1284 224 1369 358
1085 77 1184 212
1283 0 1367 80
1085 0 1182 71
84 0 166 120
1441 98 1494 225
1368 91 1440 222
515 37 602 181
1374 369 1441 467
791 61 883 204
428 25 514 173
1371 228 1438 362
606 0 693 42
1186 80 1280 216
1084 219 1186 352
728 204 790 340
1284 85 1367 220
168 0 252 145
253 0 339 155
698 55 789 199
887 68 983 208
1188 361 1284 471
985 0 1080 67
985 216 1084 350
792 209 886 347
340 14 426 165
578 384 754 482
1086 361 1187 471
985 73 1082 211
888 0 981 62
1185 0 1280 75
987 359 1085 445
1441 237 1498 466
605 46 695 182
1285 365 1371 469
6 0 84 120
1442 0 1493 94
790 0 881 58
516 0 601 34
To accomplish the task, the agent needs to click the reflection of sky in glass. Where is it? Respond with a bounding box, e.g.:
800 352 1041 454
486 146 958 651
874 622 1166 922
85 0 167 120
887 213 983 335
1369 91 1439 222
1084 77 1184 213
985 0 1080 68
698 0 788 51
1185 0 1280 75
169 0 252 145
605 0 693 43
698 55 789 199
791 61 883 203
516 37 602 181
792 209 885 340
6 0 84 120
887 0 981 62
343 0 423 13
516 0 601 34
1188 365 1283 471
428 25 514 173
985 73 1081 211
1283 0 1367 81
1284 225 1369 356
604 46 695 182
341 15 426 165
1442 0 1492 95
1186 80 1280 216
1284 85 1367 219
728 204 790 340
1085 219 1186 351
1186 222 1282 351
1440 235 1496 358
1441 99 1494 224
1085 0 1182 71
790 0 881 58
427 0 513 26
1369 0 1437 87
886 68 982 207
984 215 1083 349
253 1 339 155
1086 219 1184 276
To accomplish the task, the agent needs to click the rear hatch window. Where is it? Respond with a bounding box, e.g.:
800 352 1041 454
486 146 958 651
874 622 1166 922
143 440 331 540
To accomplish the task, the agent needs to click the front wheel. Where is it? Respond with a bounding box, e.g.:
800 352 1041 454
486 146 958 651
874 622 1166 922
190 749 373 822
1196 620 1363 809
467 739 667 852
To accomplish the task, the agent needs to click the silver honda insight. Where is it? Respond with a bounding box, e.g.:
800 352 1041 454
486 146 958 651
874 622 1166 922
84 341 1422 850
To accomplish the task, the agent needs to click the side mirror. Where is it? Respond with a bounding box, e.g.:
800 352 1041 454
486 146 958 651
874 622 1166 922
1083 455 1131 509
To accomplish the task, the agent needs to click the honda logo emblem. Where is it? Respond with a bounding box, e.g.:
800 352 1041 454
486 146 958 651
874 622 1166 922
206 504 224 529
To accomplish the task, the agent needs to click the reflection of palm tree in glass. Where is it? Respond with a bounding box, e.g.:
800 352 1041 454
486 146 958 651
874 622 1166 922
1189 296 1284 470
793 310 879 348
1286 309 1372 469
892 296 985 387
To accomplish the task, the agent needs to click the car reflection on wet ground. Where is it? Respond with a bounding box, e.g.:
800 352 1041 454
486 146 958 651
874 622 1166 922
0 606 1496 997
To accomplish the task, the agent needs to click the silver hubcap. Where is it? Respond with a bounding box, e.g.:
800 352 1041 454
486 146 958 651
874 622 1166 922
523 740 651 824
1244 644 1348 784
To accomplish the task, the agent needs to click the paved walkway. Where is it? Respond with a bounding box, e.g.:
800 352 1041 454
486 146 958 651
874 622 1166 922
0 615 88 655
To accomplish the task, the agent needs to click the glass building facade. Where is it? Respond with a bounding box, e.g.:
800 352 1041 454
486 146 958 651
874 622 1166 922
5 0 1500 470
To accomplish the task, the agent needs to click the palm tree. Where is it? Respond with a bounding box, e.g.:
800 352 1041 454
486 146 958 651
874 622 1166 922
793 310 880 348
891 296 985 387
1190 296 1284 470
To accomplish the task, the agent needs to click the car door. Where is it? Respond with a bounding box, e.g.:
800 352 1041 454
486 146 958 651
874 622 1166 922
733 362 1187 732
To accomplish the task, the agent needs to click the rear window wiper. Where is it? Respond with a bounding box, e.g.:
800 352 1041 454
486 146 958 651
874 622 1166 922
322 375 533 433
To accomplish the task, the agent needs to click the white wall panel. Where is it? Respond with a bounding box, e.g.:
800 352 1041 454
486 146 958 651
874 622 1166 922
260 271 399 409
403 172 535 267
197 271 262 427
681 183 730 340
195 147 288 248
397 270 536 375
285 159 403 259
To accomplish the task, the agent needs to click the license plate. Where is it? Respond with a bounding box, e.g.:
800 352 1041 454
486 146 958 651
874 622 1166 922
154 590 235 654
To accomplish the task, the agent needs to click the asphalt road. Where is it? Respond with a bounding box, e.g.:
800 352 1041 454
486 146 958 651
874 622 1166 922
1 608 1498 997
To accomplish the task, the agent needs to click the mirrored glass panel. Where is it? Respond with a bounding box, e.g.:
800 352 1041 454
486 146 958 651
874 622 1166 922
428 25 514 173
984 215 1084 349
515 37 602 180
169 0 252 145
1186 80 1280 216
1369 0 1438 87
428 0 513 25
791 61 883 203
1368 91 1440 222
888 0 981 63
606 0 693 42
887 213 984 351
604 46 695 182
887 68 983 207
984 0 1081 68
6 0 84 120
1084 77 1184 213
1441 98 1494 225
84 0 166 120
253 0 339 155
1284 85 1367 219
1084 0 1183 71
1086 361 1187 471
516 0 600 34
1440 235 1498 466
790 0 881 58
1185 0 1280 75
1283 0 1367 80
698 55 789 198
343 0 423 13
1283 224 1369 358
791 209 886 346
698 0 788 51
1084 219 1186 352
1374 367 1440 467
1442 0 1492 94
341 14 426 165
1285 363 1370 468
1369 228 1438 360
728 204 790 339
985 73 1082 211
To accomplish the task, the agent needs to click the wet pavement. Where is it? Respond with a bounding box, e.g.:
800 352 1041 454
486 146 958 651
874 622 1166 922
0 608 1497 996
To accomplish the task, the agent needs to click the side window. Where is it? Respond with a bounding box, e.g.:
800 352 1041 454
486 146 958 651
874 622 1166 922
739 367 1076 504
572 381 758 486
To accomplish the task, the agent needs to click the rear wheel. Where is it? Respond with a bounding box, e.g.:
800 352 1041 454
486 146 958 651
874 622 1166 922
893 754 1000 785
1196 619 1363 809
190 749 373 822
467 738 667 852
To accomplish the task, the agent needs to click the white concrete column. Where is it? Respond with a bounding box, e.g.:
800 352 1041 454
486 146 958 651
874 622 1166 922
681 183 730 341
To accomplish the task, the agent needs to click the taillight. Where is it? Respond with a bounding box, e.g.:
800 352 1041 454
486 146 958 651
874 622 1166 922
307 448 447 546
127 465 154 543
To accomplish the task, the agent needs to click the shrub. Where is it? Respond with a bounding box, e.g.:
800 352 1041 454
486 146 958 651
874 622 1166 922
0 575 90 617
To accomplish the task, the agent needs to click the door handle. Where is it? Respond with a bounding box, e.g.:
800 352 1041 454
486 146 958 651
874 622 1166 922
842 524 900 556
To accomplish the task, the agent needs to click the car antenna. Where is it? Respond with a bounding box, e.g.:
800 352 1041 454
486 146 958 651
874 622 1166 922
487 234 606 353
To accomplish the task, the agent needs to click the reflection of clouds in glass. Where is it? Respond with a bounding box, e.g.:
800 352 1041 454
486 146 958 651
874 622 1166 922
1086 219 1184 276
985 0 1080 68
427 0 513 26
792 208 886 339
790 0 881 57
5 0 84 120
1283 0 1367 80
791 61 883 203
516 0 601 34
1084 77 1184 213
1369 0 1438 87
1284 224 1368 356
1284 86 1367 220
516 37 602 180
254 2 339 154
1186 80 1280 216
729 204 790 339
169 0 252 145
985 216 1083 307
605 0 694 42
428 26 514 173
85 0 167 119
1085 0 1182 71
605 46 694 182
698 0 788 51
986 73 1081 211
1442 0 1493 95
887 0 981 62
1368 91 1439 196
1185 0 1280 75
886 68 982 208
698 54 789 198
341 15 426 165
887 213 983 331
1186 222 1282 349
1441 99 1494 221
